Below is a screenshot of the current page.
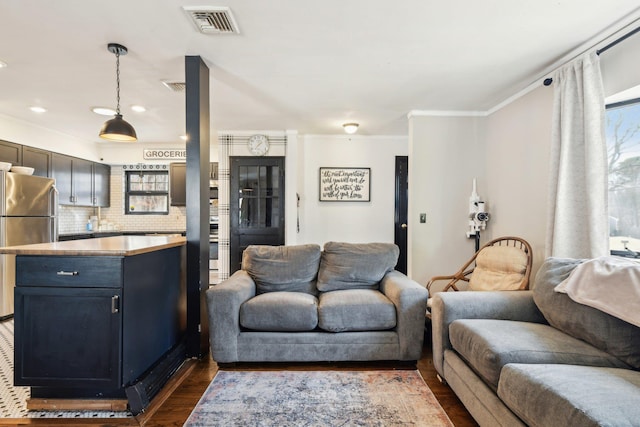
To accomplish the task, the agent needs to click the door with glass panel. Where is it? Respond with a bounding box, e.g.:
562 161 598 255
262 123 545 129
229 157 285 274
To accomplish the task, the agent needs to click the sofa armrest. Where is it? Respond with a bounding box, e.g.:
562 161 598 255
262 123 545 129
380 270 429 360
431 290 546 379
205 270 256 363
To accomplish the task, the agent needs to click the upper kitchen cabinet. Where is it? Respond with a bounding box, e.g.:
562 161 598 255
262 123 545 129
169 162 186 206
0 140 22 165
22 146 51 177
52 154 110 207
93 163 110 207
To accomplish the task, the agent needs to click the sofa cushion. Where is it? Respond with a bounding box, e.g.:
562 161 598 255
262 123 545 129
240 292 318 332
533 257 640 369
449 319 630 389
318 289 396 332
468 246 528 291
317 242 399 292
498 364 640 427
242 244 321 295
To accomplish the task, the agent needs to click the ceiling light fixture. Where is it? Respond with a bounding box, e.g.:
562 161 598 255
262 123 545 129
0 60 7 68
99 43 137 142
131 105 146 113
29 106 47 113
343 123 359 134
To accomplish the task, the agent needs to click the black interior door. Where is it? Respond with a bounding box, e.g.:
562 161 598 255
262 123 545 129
229 157 285 274
394 156 408 274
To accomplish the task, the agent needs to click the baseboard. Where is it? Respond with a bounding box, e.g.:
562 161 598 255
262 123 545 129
125 341 186 415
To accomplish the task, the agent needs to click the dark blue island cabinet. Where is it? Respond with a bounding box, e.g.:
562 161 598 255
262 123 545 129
4 235 187 414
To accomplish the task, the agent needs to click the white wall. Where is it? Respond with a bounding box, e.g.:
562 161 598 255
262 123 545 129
484 86 553 275
0 113 99 161
407 114 486 286
297 135 408 246
97 141 218 164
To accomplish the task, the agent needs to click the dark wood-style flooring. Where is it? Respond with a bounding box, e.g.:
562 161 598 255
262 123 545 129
4 336 477 427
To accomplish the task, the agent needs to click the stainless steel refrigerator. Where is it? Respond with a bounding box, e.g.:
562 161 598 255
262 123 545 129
0 170 57 319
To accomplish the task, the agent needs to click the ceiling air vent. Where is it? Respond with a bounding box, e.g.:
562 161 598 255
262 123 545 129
183 6 240 34
162 81 186 92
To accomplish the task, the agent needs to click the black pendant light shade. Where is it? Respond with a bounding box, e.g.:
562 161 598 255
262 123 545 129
99 43 137 142
99 114 137 141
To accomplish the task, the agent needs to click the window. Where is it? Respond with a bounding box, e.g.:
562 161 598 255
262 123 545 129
606 99 640 255
125 170 169 215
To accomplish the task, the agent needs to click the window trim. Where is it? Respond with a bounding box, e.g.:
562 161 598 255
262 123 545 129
124 170 170 215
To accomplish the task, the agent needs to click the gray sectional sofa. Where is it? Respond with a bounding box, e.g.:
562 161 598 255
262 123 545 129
431 257 640 426
206 242 428 363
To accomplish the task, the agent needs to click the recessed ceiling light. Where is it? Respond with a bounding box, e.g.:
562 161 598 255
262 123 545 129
0 60 7 69
131 105 146 113
92 107 117 116
180 135 188 141
30 106 47 113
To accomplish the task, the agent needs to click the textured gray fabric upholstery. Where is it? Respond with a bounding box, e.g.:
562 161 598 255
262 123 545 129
206 244 427 363
533 257 640 369
317 242 399 291
240 291 318 331
236 331 400 362
206 270 255 362
242 244 321 295
431 257 640 427
430 290 546 378
318 289 396 332
498 364 640 427
450 319 630 389
444 350 526 427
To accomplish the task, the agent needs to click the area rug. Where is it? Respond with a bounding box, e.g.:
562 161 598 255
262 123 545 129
185 370 454 426
0 319 132 419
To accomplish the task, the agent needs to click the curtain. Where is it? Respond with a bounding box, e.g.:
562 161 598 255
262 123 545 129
546 51 609 259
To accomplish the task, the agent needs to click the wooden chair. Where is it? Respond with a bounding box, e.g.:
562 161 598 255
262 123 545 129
426 236 533 295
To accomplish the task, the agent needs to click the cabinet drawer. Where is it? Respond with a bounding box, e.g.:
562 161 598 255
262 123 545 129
16 256 122 288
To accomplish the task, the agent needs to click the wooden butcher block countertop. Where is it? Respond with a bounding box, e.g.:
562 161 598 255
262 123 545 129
0 235 186 257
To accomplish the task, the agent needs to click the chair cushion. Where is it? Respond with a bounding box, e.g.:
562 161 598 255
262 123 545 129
498 364 640 427
449 318 630 389
242 244 321 295
468 246 528 291
318 289 396 332
533 257 640 369
240 292 318 332
317 242 399 292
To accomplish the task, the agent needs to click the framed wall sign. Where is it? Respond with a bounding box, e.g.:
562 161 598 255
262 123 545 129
319 167 371 202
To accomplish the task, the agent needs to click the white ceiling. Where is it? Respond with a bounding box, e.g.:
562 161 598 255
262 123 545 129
0 0 639 144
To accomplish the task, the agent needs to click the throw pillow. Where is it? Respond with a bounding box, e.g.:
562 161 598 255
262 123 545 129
316 242 399 292
533 257 640 369
469 245 529 291
242 244 321 295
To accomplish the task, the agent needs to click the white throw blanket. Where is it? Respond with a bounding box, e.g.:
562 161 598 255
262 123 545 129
555 256 640 327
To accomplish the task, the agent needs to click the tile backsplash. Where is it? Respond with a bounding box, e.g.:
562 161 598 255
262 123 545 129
58 165 187 234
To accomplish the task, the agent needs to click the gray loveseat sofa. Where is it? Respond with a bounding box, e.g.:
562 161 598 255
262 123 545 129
431 257 640 427
206 242 428 363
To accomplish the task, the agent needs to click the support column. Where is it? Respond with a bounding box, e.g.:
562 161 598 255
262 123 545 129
185 56 210 358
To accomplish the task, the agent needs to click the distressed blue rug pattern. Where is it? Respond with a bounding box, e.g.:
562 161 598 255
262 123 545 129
185 370 453 426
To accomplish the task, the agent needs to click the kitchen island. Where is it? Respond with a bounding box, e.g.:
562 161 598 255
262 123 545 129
0 235 187 414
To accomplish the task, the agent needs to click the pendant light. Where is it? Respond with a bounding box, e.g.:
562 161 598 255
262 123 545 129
99 43 137 142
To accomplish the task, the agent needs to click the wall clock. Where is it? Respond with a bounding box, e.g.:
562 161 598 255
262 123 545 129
247 134 270 156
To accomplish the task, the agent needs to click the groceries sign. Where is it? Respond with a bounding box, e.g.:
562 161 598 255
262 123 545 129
143 149 186 160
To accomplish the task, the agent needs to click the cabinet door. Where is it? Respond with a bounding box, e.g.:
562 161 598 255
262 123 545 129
0 139 22 165
22 146 51 177
14 286 123 389
51 153 73 204
93 162 111 207
73 158 93 206
170 162 186 206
